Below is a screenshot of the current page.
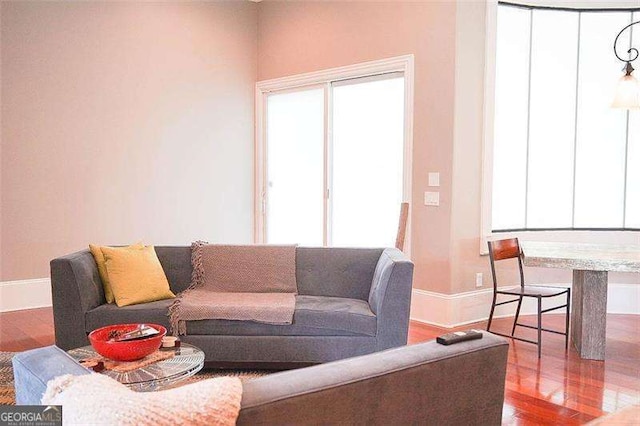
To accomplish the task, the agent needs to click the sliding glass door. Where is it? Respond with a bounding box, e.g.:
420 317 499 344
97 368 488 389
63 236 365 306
266 87 325 245
263 72 407 247
331 74 405 246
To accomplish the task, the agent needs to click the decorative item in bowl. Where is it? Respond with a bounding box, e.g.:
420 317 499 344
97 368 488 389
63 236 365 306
88 323 167 361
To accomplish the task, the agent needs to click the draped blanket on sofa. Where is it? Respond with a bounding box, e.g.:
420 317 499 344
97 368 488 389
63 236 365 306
169 242 298 336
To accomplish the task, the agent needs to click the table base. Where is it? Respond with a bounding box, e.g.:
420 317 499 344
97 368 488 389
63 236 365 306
571 270 608 360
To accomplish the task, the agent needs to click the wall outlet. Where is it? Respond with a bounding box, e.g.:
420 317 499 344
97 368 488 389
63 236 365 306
475 273 483 288
424 191 440 206
428 172 440 187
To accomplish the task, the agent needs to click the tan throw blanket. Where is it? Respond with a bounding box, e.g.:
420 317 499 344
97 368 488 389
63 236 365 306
169 243 297 335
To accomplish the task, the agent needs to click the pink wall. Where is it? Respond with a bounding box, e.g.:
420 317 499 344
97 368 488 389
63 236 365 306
5 1 629 293
258 1 458 292
1 1 258 280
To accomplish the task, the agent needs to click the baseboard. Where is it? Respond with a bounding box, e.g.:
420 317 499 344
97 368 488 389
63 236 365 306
1 277 637 324
410 283 640 329
0 278 52 312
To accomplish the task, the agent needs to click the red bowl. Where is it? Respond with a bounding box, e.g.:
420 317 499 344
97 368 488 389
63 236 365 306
88 323 166 362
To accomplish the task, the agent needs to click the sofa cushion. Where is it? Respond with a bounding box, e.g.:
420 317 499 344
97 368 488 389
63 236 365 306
86 296 376 337
187 295 376 337
86 299 174 332
296 247 383 300
155 246 193 294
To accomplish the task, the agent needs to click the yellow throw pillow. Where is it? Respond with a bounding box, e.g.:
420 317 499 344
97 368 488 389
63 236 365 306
89 243 144 303
102 245 175 307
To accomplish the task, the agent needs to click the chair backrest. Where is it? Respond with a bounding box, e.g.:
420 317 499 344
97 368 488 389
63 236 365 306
487 238 525 291
395 202 410 252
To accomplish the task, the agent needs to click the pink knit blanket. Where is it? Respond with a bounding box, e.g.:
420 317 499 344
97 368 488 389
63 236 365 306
169 243 297 335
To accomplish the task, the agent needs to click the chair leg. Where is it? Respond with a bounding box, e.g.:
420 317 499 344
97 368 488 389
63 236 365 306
487 294 497 332
511 296 523 336
565 289 571 350
537 297 542 358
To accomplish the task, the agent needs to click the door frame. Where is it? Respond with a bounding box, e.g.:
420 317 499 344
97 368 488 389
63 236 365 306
254 54 415 253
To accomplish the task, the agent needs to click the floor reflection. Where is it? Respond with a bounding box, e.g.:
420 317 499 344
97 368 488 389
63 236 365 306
478 314 639 425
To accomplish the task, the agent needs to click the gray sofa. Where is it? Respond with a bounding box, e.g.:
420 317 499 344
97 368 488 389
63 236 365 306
51 246 414 364
13 332 509 425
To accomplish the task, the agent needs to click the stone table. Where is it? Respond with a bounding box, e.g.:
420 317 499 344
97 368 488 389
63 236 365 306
520 241 640 360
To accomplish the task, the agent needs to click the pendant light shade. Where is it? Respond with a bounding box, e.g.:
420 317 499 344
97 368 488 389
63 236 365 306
612 20 639 110
612 72 640 109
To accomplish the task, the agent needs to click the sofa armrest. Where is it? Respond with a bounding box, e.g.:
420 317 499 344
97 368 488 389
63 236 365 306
238 332 508 425
51 250 105 350
368 248 414 349
12 346 90 405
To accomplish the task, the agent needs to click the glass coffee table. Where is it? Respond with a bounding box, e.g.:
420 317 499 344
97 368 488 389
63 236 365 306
68 343 205 392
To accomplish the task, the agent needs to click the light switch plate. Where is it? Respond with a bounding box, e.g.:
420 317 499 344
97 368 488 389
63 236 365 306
428 172 440 187
424 191 440 206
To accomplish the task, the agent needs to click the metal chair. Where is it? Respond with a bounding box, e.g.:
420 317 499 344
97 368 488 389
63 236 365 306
486 238 570 358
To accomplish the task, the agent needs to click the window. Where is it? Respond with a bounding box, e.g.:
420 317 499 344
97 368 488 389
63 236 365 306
255 56 414 248
491 3 639 232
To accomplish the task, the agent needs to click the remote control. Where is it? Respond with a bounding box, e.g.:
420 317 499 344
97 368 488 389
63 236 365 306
436 329 483 345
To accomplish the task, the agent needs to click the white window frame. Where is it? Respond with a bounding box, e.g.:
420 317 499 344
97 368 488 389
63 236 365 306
480 1 640 254
254 55 415 253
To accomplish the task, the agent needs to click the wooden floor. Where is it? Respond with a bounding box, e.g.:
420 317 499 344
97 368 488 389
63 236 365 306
409 314 640 425
1 308 638 424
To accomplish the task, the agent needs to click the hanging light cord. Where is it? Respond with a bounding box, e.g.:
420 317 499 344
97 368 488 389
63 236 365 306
614 20 640 75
